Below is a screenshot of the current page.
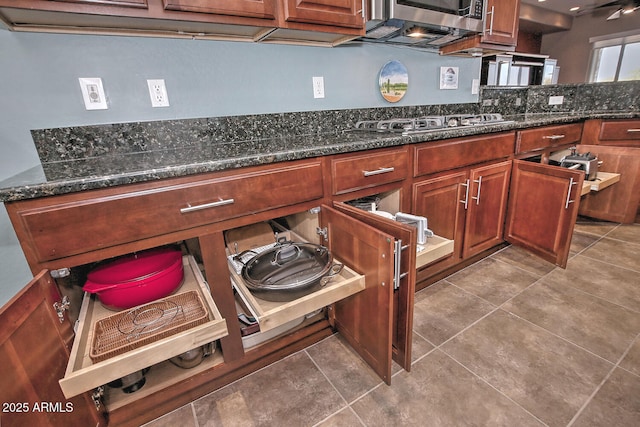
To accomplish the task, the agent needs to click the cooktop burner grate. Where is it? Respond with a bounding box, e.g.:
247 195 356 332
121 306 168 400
353 113 511 135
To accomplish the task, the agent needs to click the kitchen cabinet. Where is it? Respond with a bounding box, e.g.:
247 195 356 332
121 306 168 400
2 156 409 426
327 148 413 372
412 161 511 277
504 160 583 268
582 119 640 148
0 271 104 427
516 123 583 155
439 0 519 55
0 0 363 46
577 144 640 224
162 0 276 19
411 132 514 282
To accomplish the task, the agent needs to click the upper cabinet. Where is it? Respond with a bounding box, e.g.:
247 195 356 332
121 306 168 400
0 0 364 46
162 0 277 19
440 0 519 55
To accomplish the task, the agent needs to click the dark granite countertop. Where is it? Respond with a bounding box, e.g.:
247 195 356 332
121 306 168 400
1 111 638 203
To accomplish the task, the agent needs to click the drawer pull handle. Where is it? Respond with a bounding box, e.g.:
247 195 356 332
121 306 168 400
627 129 640 133
460 179 470 210
564 177 577 209
363 167 395 177
181 198 235 213
543 134 565 140
471 176 483 205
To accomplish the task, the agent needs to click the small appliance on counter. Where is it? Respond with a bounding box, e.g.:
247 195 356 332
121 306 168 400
560 151 599 181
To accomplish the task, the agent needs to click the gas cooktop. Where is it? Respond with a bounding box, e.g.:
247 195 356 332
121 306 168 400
353 114 512 136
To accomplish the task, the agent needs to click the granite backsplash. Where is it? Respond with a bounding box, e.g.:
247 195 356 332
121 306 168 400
29 81 640 171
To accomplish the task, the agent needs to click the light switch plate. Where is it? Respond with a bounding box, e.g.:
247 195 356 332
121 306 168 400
79 77 108 110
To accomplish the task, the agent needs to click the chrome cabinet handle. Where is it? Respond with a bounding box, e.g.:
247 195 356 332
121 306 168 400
363 166 395 177
627 129 640 133
485 6 495 36
471 176 483 205
564 177 577 209
460 179 470 210
180 198 235 213
543 134 566 140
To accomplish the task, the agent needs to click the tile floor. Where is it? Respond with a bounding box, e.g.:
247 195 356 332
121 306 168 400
145 219 640 427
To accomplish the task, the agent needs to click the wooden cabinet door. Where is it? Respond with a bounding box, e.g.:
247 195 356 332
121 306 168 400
162 0 276 18
332 201 416 372
0 271 104 426
463 161 511 258
320 205 395 384
412 171 468 267
505 160 584 268
578 145 640 224
282 0 363 28
482 0 519 46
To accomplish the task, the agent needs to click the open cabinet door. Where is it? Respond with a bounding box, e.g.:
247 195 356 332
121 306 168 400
320 205 395 385
505 160 584 268
332 201 416 372
0 271 104 426
577 145 640 224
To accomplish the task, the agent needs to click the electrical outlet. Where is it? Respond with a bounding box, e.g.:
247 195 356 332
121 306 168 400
79 77 108 110
548 95 564 105
147 79 170 107
312 76 325 99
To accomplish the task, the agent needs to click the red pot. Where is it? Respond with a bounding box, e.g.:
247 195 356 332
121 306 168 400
83 247 184 310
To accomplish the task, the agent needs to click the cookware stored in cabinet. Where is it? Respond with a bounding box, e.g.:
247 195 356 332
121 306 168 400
237 240 343 302
83 247 184 310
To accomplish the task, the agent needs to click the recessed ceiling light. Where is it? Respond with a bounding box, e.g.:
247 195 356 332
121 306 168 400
570 6 580 11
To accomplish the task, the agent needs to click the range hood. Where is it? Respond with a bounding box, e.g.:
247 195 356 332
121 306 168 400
359 1 484 48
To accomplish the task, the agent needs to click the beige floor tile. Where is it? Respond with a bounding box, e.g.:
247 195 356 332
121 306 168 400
570 231 600 255
572 368 640 427
574 219 619 237
315 407 364 427
503 281 640 362
413 280 495 346
442 310 612 426
491 245 557 276
193 352 345 427
446 257 540 305
580 237 640 271
142 404 196 427
351 350 544 427
542 254 640 312
606 224 640 244
620 337 640 376
306 334 382 403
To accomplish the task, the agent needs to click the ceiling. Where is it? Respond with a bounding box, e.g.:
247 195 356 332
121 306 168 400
518 0 639 33
521 0 632 16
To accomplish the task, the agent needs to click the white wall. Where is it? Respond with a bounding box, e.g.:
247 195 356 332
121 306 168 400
541 12 640 83
0 29 481 306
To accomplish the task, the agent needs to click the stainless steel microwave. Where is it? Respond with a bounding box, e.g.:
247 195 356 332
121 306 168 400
368 0 485 33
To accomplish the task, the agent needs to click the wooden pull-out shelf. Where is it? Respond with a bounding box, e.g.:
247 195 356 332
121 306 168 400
230 259 365 334
59 256 228 399
580 172 621 196
416 235 455 269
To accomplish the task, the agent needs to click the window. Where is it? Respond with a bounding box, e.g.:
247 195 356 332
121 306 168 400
589 31 640 82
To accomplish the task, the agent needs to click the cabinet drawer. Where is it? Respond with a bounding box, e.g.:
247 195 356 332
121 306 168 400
59 256 228 399
331 148 408 195
10 160 323 263
231 260 364 334
516 123 583 153
414 132 515 177
599 119 640 141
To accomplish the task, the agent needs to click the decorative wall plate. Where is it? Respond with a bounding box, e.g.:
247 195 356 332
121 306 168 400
379 60 408 103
